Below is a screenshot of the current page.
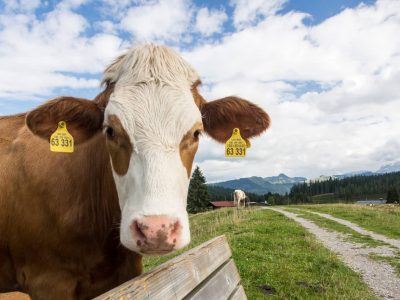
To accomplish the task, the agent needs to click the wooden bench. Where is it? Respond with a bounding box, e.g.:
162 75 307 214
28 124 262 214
94 235 246 300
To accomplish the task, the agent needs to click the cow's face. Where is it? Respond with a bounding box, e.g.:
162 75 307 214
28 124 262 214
101 48 202 254
26 44 270 256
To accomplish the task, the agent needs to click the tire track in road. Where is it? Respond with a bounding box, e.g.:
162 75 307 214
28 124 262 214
265 207 400 300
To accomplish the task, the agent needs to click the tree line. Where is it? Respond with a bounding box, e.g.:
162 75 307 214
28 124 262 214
187 166 290 213
187 167 400 213
289 172 400 204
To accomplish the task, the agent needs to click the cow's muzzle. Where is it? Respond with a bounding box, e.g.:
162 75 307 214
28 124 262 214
130 215 182 255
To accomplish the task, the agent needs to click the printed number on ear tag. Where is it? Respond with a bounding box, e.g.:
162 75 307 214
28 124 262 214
50 121 74 153
225 128 247 158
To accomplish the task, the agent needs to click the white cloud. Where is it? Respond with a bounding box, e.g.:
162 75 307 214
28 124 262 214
120 0 193 43
0 2 124 99
3 0 41 12
230 0 288 29
186 0 400 179
195 7 227 36
95 20 117 34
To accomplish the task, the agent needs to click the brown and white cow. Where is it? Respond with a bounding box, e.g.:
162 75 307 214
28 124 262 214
0 44 270 299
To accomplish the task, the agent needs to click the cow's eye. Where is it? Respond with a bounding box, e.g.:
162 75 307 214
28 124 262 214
193 130 202 139
105 126 115 139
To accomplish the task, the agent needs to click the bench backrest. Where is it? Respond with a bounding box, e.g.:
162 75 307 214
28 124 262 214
94 235 246 300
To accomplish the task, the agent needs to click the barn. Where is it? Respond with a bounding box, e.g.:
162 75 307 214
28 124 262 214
210 201 236 209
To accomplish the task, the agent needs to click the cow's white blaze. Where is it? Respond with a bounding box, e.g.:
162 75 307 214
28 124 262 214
103 45 201 254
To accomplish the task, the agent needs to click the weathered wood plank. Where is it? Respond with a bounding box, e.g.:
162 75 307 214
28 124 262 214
229 285 247 300
185 259 240 300
94 235 231 300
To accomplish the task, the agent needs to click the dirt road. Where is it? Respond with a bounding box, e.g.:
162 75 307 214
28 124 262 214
266 207 400 300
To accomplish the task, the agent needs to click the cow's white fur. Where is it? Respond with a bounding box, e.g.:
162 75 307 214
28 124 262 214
234 190 247 207
103 44 201 254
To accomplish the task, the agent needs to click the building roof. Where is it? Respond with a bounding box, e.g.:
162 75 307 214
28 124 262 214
356 200 387 205
210 201 236 207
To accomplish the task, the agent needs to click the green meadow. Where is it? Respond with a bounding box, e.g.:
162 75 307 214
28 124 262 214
144 208 376 299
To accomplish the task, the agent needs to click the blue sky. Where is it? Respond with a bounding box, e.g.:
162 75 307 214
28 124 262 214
0 0 399 180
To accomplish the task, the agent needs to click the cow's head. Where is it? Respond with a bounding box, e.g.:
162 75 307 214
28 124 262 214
26 44 270 255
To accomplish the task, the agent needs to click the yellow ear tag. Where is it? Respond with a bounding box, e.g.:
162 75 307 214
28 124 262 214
50 121 74 153
225 128 247 157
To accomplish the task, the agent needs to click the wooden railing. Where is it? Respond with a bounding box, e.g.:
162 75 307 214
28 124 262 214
94 235 246 300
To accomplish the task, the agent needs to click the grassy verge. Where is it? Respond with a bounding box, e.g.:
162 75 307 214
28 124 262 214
290 204 400 239
369 253 400 276
284 207 387 248
144 208 375 299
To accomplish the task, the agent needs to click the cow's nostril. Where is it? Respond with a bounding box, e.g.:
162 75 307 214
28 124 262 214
131 216 182 252
132 220 146 240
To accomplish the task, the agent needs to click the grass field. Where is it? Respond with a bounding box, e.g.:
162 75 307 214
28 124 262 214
292 204 400 239
284 207 387 247
144 208 375 299
286 204 400 277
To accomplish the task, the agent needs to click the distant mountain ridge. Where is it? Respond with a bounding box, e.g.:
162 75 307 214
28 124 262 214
211 161 400 195
376 161 400 174
308 162 400 183
211 174 306 195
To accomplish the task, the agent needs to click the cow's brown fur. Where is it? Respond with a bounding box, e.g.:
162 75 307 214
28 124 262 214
0 93 141 299
106 115 133 176
179 122 203 177
191 83 271 143
0 70 270 300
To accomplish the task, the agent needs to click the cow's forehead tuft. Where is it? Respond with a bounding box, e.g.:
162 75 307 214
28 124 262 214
102 44 199 88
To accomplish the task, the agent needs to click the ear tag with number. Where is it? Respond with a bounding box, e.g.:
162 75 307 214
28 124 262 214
225 128 247 157
50 121 74 153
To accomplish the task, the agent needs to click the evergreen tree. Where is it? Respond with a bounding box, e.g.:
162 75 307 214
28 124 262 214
187 166 210 213
289 172 400 203
387 187 399 203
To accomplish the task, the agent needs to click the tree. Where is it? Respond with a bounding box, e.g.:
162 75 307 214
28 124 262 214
386 187 399 203
187 166 210 213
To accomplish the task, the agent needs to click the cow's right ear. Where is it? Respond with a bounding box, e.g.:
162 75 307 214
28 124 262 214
26 97 104 144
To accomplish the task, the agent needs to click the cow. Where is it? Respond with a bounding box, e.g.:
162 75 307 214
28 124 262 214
0 44 270 299
233 190 247 207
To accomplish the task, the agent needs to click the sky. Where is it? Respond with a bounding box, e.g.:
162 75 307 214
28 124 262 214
0 0 399 181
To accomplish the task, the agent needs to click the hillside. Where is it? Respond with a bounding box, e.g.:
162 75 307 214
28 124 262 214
207 185 266 202
211 174 306 195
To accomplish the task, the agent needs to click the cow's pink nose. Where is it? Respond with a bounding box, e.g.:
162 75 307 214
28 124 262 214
130 215 181 254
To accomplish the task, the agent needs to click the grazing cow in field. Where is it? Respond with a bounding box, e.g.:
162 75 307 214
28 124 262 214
0 44 270 299
234 190 247 207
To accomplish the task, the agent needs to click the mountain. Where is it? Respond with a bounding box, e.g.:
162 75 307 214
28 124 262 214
308 171 375 183
211 174 306 195
376 162 400 174
265 173 308 184
210 162 400 196
308 162 400 183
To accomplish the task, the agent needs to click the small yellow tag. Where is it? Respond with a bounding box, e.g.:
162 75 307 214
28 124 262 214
50 121 74 153
225 128 247 157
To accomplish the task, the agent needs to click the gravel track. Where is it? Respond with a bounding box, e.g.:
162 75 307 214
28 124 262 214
294 208 400 250
265 207 400 300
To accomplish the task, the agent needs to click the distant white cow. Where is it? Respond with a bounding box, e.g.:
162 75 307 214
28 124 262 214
233 190 247 207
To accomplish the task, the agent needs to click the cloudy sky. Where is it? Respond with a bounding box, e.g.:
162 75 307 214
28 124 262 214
0 0 399 181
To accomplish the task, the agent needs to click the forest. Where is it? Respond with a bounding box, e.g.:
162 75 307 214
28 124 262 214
207 172 400 206
289 172 400 204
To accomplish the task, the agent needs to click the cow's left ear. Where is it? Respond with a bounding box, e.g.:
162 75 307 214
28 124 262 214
201 96 270 143
26 97 104 144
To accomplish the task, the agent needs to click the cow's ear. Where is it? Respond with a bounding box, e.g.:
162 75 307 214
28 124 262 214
26 97 104 144
201 96 270 143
